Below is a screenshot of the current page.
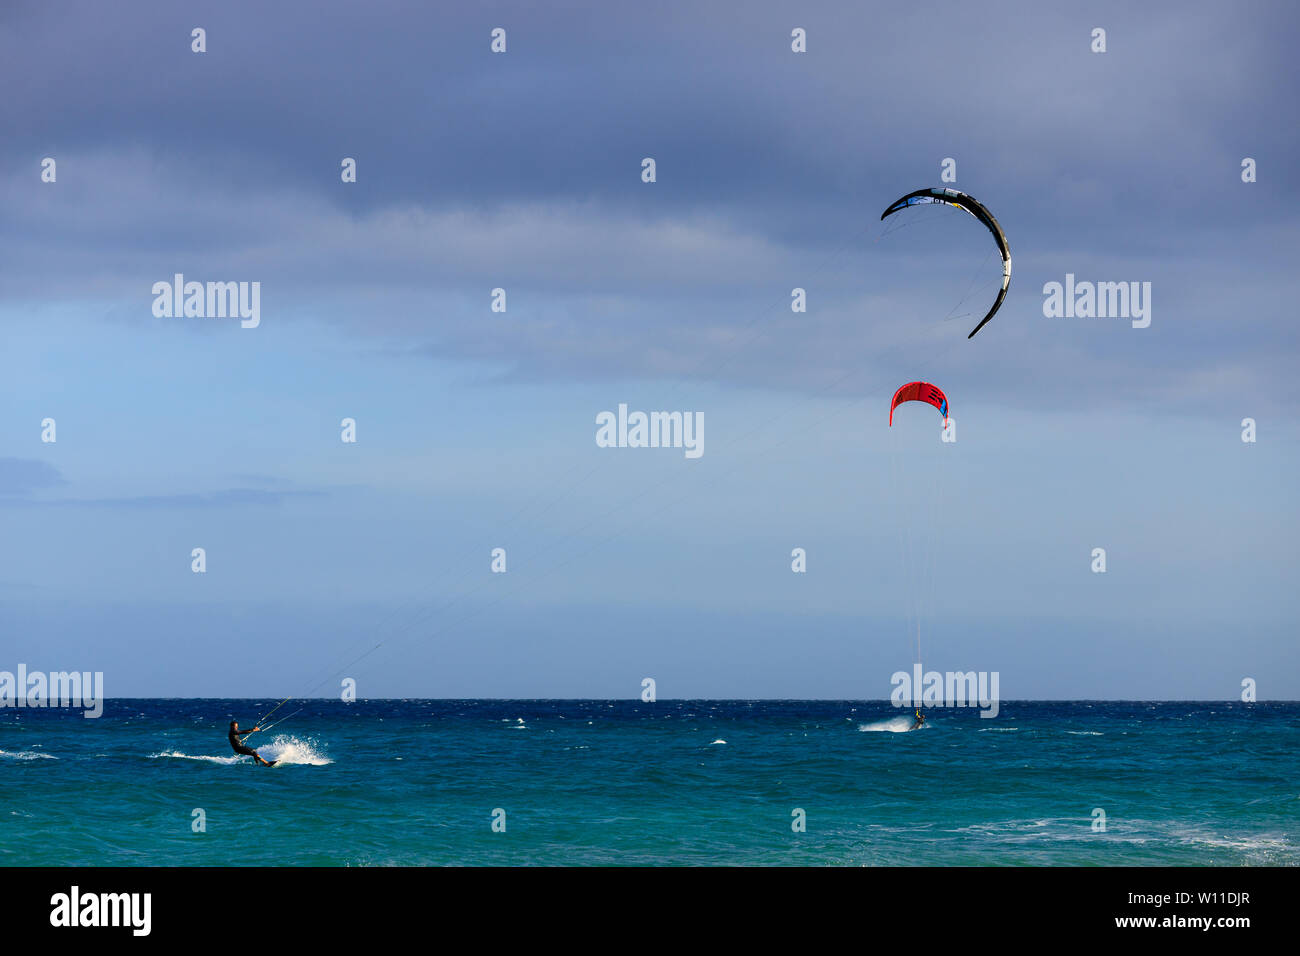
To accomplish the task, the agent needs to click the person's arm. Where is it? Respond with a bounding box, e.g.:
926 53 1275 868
237 727 260 737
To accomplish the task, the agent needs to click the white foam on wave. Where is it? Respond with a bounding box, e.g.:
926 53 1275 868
709 739 726 745
258 735 332 766
0 749 57 760
948 817 1095 843
858 716 920 733
153 751 243 764
154 735 332 767
1172 828 1293 854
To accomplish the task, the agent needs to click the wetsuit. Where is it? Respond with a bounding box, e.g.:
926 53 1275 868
229 725 260 758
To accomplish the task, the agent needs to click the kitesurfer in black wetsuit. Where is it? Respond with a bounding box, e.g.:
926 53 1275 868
911 709 926 730
229 720 275 766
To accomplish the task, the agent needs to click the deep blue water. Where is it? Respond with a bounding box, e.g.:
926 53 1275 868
1 700 1296 866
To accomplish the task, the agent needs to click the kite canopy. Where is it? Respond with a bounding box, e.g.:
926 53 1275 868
880 187 1011 338
889 381 949 426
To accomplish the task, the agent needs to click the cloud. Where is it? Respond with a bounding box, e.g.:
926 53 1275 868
1 1 1296 414
0 458 66 495
0 484 326 509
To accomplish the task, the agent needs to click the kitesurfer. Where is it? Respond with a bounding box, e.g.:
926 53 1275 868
911 709 926 730
229 720 276 766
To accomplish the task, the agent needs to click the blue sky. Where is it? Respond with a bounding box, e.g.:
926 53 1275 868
2 0 1297 698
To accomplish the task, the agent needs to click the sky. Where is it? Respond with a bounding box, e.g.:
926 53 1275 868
1 0 1297 699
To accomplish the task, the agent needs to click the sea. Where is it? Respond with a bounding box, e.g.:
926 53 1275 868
1 700 1295 866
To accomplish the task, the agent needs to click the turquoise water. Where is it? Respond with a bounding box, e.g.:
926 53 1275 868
1 700 1295 866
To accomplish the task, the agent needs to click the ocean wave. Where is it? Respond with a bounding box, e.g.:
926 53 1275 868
152 751 244 765
257 735 332 766
859 716 920 734
0 749 56 760
154 735 331 767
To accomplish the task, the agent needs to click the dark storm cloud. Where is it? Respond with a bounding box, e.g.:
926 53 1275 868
2 0 1296 410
